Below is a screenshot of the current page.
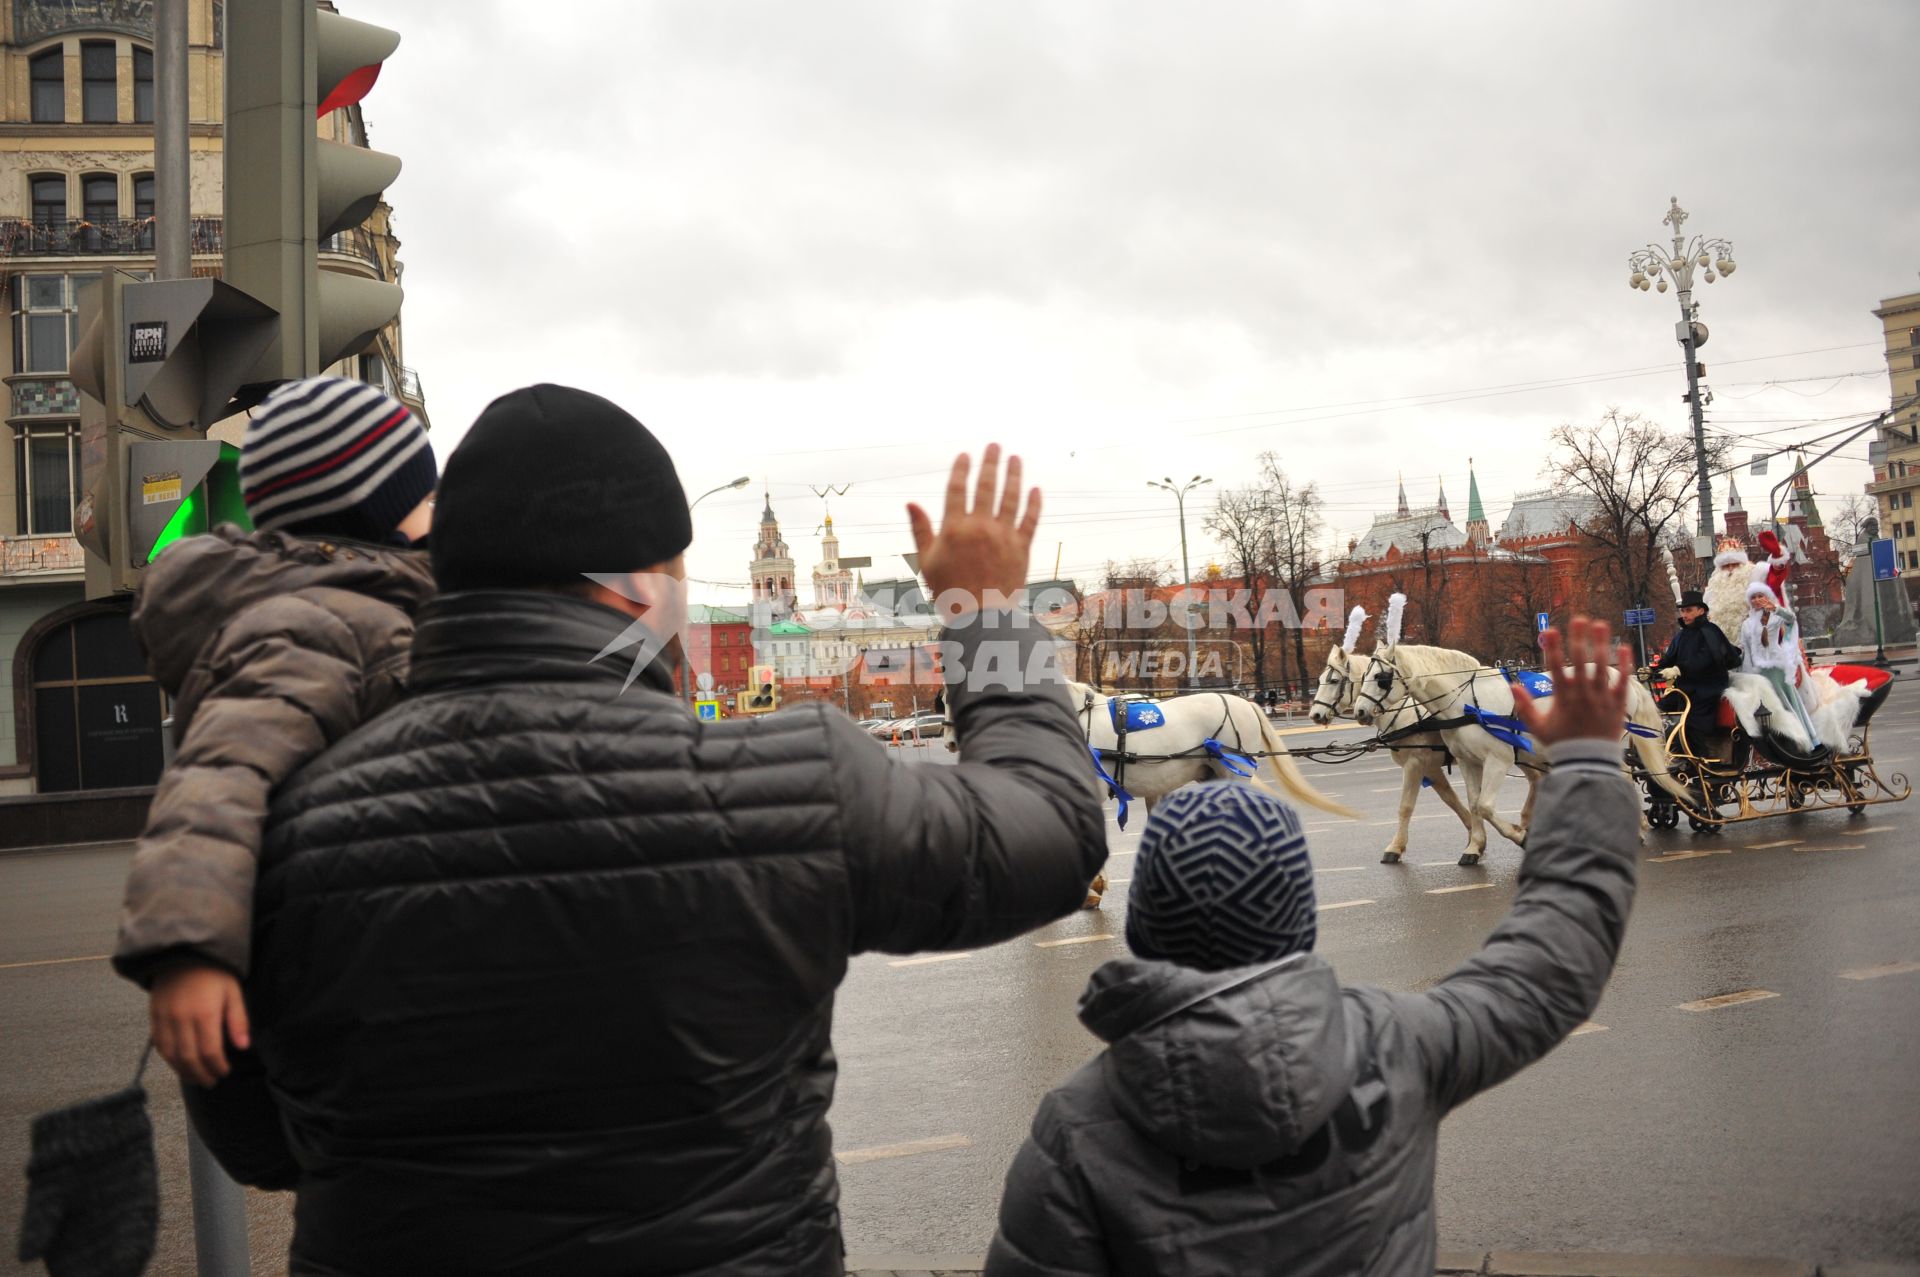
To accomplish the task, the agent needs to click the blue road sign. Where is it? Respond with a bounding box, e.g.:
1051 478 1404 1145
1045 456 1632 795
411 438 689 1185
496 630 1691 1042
1624 607 1657 627
1536 612 1550 633
1872 538 1898 582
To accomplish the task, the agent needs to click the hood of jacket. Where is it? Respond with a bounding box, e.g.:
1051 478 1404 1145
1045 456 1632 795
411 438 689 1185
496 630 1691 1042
131 525 434 694
1078 953 1353 1169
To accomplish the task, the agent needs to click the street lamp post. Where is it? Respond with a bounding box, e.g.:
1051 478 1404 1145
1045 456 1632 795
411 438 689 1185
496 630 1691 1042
1627 197 1738 551
684 476 752 705
1148 475 1212 691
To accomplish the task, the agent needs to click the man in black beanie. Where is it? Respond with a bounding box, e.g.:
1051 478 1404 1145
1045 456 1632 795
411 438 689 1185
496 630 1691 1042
187 384 1108 1277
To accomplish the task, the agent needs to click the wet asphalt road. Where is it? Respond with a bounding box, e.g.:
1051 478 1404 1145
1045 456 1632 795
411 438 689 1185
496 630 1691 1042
2 686 1917 1272
831 689 1920 1265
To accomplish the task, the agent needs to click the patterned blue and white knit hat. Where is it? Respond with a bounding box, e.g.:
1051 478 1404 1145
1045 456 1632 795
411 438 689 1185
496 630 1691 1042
240 377 436 541
1125 782 1317 970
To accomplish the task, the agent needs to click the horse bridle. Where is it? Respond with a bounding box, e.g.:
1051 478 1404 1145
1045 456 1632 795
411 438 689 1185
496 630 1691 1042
1311 662 1354 719
1353 655 1402 721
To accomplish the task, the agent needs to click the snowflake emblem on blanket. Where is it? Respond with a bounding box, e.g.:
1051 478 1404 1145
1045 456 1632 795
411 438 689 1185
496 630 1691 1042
1138 708 1161 725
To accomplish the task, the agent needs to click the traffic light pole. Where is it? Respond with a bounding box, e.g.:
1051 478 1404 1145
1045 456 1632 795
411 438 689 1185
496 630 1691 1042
153 0 190 281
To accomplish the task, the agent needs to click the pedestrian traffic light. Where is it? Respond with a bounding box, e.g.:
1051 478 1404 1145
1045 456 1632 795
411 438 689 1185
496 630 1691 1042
69 271 267 595
226 2 403 382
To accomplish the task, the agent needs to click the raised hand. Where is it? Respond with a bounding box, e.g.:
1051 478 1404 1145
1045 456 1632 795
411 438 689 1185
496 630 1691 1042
1512 618 1633 748
906 444 1042 612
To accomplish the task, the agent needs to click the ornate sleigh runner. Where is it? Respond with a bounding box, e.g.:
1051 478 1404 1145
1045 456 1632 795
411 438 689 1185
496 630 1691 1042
1637 663 1910 833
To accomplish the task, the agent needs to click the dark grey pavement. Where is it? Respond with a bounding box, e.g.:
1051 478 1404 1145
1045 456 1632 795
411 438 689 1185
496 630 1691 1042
832 688 1920 1266
3 688 1918 1273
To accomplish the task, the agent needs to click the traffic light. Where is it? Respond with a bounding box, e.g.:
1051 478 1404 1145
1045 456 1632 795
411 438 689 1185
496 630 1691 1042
70 271 267 594
226 2 403 381
741 665 780 713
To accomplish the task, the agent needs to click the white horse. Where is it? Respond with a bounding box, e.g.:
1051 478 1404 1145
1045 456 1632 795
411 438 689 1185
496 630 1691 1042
1352 644 1691 863
1071 681 1359 820
1308 644 1489 864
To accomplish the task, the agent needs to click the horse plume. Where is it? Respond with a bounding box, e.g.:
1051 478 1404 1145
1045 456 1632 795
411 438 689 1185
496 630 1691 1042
1340 605 1368 653
1660 543 1683 605
1383 593 1408 647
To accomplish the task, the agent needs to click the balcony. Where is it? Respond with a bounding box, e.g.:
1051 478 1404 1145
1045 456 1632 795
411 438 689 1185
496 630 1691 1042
0 217 223 258
398 366 423 402
319 227 382 272
1 218 384 274
1 534 84 581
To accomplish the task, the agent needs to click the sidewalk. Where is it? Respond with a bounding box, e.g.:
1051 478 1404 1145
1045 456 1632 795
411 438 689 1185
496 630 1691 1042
844 1254 1919 1276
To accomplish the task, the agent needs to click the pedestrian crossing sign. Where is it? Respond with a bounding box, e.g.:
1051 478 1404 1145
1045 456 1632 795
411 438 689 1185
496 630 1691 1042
694 699 719 721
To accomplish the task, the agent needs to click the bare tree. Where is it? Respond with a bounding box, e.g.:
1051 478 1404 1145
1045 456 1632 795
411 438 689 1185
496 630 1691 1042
1546 409 1725 616
1828 493 1875 551
1258 453 1325 695
1205 485 1282 693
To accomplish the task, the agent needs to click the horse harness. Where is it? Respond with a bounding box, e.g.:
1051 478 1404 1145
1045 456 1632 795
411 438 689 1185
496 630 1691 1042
1079 689 1250 790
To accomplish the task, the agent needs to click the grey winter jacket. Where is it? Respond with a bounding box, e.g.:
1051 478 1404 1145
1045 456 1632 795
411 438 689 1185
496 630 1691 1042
114 526 434 985
986 739 1637 1277
194 591 1107 1277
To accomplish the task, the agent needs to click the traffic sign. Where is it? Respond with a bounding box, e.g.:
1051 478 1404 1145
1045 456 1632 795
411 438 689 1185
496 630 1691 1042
1536 612 1550 633
694 699 719 721
1624 607 1658 627
1872 538 1897 583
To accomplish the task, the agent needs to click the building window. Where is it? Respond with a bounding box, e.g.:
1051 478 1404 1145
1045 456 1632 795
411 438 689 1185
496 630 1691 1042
11 274 79 375
356 352 393 395
31 48 65 122
31 175 67 225
81 41 117 123
13 422 82 535
132 173 156 250
83 173 118 232
133 46 154 123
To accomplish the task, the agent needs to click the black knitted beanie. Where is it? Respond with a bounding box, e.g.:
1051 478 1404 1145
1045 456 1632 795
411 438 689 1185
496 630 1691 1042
431 384 692 590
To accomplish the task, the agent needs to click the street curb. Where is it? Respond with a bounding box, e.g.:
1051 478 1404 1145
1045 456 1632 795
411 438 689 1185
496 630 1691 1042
844 1255 1917 1276
0 836 132 859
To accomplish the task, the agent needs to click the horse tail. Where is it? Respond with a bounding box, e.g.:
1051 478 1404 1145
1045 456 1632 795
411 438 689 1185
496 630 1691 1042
1251 708 1361 820
1626 684 1693 807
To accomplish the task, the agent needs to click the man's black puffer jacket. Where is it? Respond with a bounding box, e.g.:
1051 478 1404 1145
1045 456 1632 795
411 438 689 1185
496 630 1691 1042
228 590 1106 1277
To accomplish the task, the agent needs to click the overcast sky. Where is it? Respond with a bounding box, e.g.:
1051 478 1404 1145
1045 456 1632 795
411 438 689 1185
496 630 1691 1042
368 0 1918 601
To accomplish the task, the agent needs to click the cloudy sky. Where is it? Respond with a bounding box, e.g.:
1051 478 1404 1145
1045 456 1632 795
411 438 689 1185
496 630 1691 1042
369 0 1918 601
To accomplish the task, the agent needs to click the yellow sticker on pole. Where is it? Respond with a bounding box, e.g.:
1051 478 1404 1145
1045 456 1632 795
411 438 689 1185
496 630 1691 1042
141 471 182 506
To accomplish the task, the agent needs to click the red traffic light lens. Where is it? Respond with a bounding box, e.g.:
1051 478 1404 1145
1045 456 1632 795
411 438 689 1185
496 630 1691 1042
318 62 381 117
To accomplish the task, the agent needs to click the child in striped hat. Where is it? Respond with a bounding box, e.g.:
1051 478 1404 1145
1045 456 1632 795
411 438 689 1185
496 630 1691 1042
115 377 439 1092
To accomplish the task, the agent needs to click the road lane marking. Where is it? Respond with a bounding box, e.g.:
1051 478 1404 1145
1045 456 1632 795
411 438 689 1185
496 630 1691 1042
1319 898 1375 910
836 1133 971 1165
1426 883 1495 895
1677 989 1779 1012
1745 839 1803 849
0 954 108 971
1793 844 1867 853
1647 849 1731 862
1856 826 1896 835
888 953 971 968
1106 877 1130 885
1315 866 1365 874
1035 934 1114 948
1370 786 1410 793
1419 859 1461 866
1838 961 1920 981
1569 1022 1609 1036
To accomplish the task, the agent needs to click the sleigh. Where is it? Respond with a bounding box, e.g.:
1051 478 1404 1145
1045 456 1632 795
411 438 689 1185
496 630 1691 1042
1639 664 1909 832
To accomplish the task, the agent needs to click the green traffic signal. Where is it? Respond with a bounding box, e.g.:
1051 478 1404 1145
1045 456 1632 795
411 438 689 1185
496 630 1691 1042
148 442 252 561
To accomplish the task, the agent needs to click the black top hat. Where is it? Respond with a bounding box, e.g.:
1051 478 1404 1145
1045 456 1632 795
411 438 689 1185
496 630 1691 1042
1678 589 1707 610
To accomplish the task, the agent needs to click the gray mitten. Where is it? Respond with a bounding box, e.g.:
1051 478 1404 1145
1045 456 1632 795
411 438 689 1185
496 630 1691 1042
18 1080 157 1277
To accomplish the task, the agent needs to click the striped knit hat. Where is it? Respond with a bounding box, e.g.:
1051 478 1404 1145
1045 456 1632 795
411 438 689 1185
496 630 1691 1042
239 377 436 541
1126 782 1317 971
